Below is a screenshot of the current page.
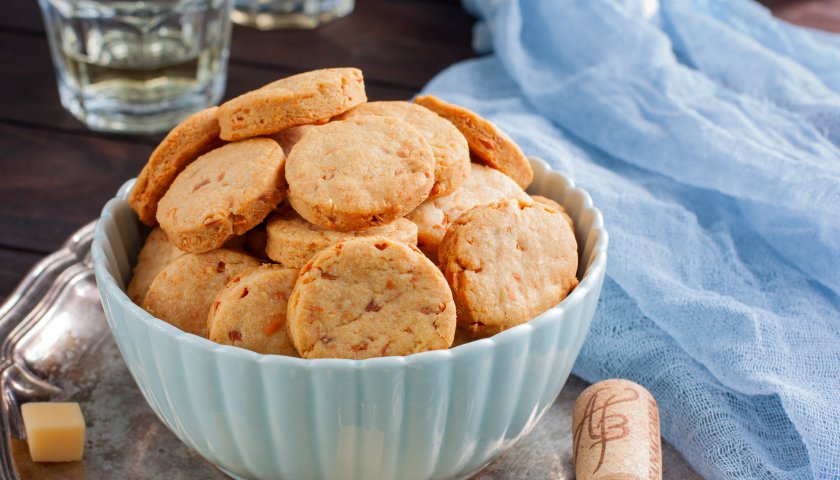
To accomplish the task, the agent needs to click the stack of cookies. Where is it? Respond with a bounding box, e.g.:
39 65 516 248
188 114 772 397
125 68 579 360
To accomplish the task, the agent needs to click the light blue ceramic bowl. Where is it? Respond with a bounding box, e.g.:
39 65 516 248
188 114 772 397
91 158 608 480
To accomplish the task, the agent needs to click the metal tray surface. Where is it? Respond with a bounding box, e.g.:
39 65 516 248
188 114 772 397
0 222 699 479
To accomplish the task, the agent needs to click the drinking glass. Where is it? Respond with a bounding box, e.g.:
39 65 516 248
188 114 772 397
232 0 353 30
37 0 233 134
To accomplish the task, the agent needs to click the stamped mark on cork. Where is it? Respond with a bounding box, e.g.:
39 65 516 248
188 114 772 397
572 379 663 480
572 386 640 473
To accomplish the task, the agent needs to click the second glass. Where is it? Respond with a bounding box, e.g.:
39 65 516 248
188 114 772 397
38 0 233 134
232 0 353 30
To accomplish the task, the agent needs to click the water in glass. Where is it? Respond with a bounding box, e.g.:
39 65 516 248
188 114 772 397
38 0 233 134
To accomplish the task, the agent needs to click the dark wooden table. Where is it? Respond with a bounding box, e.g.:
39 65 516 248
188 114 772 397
0 0 838 300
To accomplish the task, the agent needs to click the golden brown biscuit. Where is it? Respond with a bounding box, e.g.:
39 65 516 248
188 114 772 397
126 228 186 304
414 95 533 189
208 265 299 356
285 115 434 231
439 200 578 337
217 68 367 141
157 138 286 253
142 249 260 337
129 107 225 226
407 163 529 262
339 101 469 198
530 194 574 231
286 237 456 359
265 208 418 268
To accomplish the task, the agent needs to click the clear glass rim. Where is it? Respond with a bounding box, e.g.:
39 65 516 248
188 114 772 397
39 0 229 17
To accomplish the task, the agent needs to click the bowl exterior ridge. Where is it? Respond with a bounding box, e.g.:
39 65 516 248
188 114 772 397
91 157 608 480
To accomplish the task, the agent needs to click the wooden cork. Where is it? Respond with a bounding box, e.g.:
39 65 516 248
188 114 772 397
572 379 662 480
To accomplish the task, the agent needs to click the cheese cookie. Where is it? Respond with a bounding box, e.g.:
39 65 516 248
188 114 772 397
157 138 286 253
286 237 456 359
285 115 434 231
126 227 186 304
143 249 260 337
414 95 533 189
208 264 300 356
406 163 528 262
218 68 366 141
339 101 469 198
439 200 578 337
129 107 225 226
265 209 417 268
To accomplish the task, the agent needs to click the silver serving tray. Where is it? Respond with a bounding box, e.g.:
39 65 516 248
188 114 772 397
0 222 698 479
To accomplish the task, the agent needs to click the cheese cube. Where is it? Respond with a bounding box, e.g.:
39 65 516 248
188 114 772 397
21 402 85 462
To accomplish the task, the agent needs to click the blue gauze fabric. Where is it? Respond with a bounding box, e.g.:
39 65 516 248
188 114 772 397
420 1 840 478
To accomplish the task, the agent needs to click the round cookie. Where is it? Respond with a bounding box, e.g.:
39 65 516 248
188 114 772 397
126 227 186 304
414 95 533 189
157 138 286 253
530 194 574 230
407 163 529 262
217 68 367 141
142 249 260 337
265 208 418 268
208 265 300 356
129 107 226 226
287 237 456 360
285 115 434 231
270 125 315 156
339 101 469 198
439 200 578 337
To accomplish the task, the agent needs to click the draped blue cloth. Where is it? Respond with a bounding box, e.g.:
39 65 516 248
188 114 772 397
421 1 840 478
